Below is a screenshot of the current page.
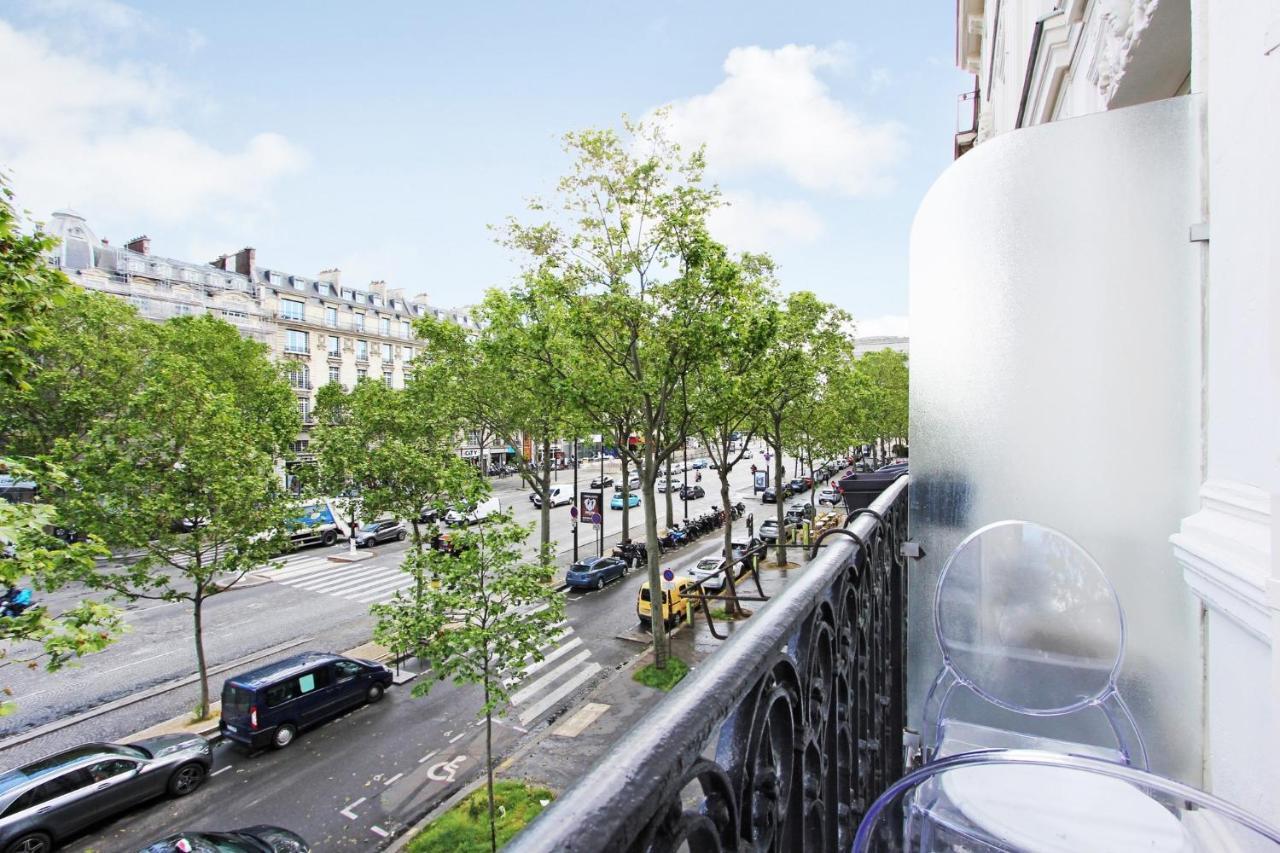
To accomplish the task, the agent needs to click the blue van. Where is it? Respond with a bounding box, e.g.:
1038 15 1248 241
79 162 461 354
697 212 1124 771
219 652 392 750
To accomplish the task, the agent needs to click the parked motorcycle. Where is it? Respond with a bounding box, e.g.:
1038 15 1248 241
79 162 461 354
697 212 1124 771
1 587 33 618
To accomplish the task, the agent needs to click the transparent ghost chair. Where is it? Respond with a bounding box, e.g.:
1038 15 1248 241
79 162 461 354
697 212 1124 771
922 520 1147 769
853 749 1280 852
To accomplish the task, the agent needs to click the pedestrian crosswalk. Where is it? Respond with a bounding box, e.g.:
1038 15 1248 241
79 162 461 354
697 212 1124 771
259 557 602 726
258 553 417 605
504 620 602 726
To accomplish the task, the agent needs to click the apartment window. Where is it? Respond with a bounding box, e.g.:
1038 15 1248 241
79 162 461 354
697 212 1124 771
286 330 309 354
383 371 393 388
403 346 413 362
268 272 282 285
174 304 194 317
298 398 311 422
153 264 172 279
371 295 383 307
291 439 309 454
288 365 310 389
127 259 146 274
292 277 306 290
354 313 365 331
328 365 340 384
128 295 150 314
327 335 340 357
400 320 411 338
380 343 393 362
465 429 482 446
378 316 390 336
356 340 369 361
222 309 248 321
357 368 367 381
281 299 305 321
325 306 337 327
342 288 354 301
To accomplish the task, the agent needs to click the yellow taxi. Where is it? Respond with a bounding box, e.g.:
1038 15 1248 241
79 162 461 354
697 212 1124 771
637 576 699 630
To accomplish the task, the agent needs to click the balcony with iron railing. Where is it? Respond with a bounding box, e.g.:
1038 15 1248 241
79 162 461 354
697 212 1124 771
517 477 909 851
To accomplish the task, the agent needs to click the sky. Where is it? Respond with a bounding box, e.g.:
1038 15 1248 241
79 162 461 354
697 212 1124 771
0 1 970 337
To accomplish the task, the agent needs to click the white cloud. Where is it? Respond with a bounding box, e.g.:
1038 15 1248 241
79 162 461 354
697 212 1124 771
857 315 909 338
708 191 826 252
654 44 905 197
0 19 306 227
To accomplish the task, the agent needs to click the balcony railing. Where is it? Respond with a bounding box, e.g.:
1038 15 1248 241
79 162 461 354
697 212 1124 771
516 475 909 852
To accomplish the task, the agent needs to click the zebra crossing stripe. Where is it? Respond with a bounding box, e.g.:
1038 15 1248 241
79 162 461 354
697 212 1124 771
265 557 339 580
286 564 398 592
350 575 416 603
520 637 583 678
509 649 592 706
518 662 601 726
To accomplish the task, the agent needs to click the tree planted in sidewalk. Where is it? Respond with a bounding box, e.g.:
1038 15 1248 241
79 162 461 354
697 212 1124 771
57 316 299 720
503 118 730 669
371 512 563 853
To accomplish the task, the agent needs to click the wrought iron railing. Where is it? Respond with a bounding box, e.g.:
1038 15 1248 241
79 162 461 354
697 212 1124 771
513 475 909 852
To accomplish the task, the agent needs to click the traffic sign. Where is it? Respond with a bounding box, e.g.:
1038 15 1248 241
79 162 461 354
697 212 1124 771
662 568 674 582
591 512 602 525
569 506 578 519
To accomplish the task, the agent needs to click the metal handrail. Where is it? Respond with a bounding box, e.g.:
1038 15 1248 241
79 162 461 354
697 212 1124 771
514 475 910 852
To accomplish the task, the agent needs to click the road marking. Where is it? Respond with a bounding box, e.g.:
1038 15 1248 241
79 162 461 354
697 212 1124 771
383 772 404 786
418 749 439 764
553 702 610 738
211 766 232 777
427 755 468 782
520 637 582 677
519 662 601 725
96 648 181 676
509 650 592 706
371 826 390 838
340 797 366 819
449 731 466 743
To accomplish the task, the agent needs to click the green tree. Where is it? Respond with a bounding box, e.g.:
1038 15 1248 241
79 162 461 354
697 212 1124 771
852 348 909 462
0 180 123 705
754 292 855 566
372 512 563 853
505 119 729 668
309 381 373 555
57 316 300 719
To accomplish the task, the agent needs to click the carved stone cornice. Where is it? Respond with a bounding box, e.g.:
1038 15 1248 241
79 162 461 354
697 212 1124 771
1087 0 1161 104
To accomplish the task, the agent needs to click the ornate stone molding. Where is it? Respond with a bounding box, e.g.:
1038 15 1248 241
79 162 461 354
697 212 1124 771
1087 0 1161 103
1171 479 1274 644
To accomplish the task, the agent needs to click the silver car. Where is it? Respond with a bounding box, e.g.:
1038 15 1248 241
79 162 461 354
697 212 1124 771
0 735 212 853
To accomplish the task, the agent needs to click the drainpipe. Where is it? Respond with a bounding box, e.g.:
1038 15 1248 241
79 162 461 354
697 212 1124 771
1016 10 1065 129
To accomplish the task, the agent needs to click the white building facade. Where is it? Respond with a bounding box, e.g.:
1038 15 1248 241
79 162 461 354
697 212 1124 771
935 0 1277 819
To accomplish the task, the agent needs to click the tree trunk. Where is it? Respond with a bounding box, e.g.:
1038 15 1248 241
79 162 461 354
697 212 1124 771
664 456 674 529
484 670 497 853
773 423 787 567
193 590 210 720
620 455 631 543
540 436 552 562
719 467 742 616
641 465 669 668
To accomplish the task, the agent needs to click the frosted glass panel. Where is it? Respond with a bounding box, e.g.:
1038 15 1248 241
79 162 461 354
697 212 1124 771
907 96 1203 783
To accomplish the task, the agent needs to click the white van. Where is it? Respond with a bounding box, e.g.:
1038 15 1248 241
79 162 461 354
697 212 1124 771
445 496 501 526
532 485 573 508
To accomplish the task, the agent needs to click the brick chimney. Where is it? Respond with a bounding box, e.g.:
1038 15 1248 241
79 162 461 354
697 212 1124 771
317 268 342 286
233 247 256 277
125 235 150 255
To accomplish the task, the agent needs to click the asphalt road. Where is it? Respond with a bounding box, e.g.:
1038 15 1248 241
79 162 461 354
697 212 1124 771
0 448 816 850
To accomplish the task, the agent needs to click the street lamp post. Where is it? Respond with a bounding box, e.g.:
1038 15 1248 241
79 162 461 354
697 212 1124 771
598 438 605 557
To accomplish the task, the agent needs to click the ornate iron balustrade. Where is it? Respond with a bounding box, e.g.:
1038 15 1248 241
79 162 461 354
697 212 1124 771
514 475 909 852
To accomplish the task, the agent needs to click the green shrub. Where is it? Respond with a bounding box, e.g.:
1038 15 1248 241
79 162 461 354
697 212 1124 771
633 656 689 691
406 779 554 853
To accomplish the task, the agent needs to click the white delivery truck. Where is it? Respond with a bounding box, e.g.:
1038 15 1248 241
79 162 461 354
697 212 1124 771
445 496 501 527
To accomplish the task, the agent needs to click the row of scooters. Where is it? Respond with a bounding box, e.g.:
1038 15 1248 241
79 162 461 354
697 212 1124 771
658 502 746 551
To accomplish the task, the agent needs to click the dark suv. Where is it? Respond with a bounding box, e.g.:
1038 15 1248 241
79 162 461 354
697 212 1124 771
220 652 392 751
0 736 212 853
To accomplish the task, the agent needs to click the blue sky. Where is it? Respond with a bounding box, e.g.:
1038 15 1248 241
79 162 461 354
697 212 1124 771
0 1 970 335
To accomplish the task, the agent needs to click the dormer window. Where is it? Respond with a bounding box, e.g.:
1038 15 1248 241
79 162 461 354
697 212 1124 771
342 288 355 301
268 271 282 286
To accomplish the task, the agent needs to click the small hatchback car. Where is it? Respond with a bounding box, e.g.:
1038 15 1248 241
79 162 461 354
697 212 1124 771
220 652 392 751
0 735 212 853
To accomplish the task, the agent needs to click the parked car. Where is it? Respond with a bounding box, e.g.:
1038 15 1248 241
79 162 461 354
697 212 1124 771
139 826 311 852
680 484 705 500
565 555 628 591
788 478 809 494
741 449 753 458
220 652 392 750
352 519 406 547
613 474 641 492
727 536 764 570
761 483 794 503
589 475 614 489
655 477 679 493
531 485 573 508
688 556 727 592
759 518 794 545
690 459 709 469
785 502 816 526
817 487 841 506
637 577 698 630
417 506 439 525
445 496 501 526
0 736 213 853
610 492 640 510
